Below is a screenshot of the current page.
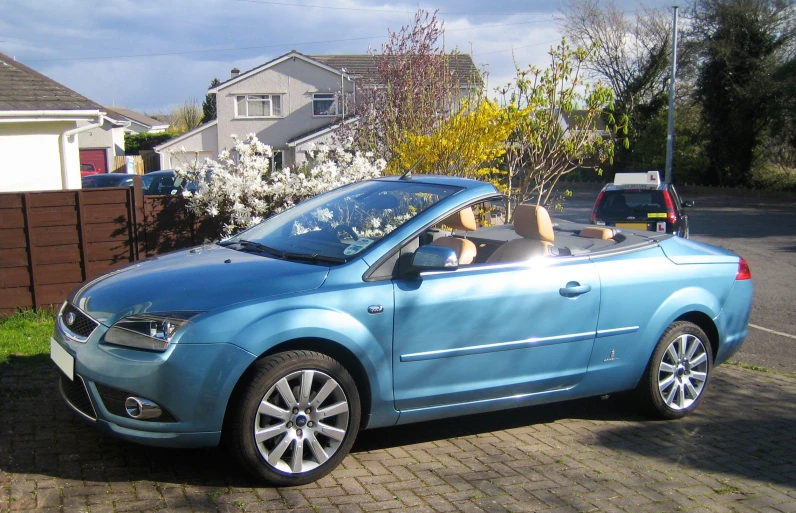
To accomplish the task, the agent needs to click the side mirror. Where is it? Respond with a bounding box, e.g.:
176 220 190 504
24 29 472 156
411 245 459 271
683 200 695 208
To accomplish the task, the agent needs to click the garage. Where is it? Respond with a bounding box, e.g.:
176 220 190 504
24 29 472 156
79 148 107 174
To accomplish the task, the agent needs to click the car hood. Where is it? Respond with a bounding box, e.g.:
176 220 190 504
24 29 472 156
69 245 330 325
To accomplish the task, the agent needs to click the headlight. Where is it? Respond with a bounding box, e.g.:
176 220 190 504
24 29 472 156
104 312 204 352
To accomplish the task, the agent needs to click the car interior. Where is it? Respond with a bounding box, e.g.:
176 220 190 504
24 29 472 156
366 200 668 281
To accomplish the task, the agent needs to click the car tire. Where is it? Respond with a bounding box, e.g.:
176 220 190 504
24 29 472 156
229 350 361 486
639 321 713 419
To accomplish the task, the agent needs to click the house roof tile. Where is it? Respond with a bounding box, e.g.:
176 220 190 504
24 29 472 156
0 51 102 111
213 50 480 91
105 106 169 128
310 53 480 85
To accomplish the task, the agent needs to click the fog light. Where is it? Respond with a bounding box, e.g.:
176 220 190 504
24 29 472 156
124 397 162 420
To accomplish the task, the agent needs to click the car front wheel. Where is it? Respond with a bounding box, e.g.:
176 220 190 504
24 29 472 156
229 350 361 486
639 321 713 419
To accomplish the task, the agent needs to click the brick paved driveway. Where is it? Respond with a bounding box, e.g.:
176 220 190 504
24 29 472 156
1 363 794 513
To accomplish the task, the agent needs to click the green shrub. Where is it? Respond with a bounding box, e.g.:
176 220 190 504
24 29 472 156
125 132 180 155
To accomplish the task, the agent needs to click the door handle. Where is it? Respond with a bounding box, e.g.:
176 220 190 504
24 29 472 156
559 282 592 298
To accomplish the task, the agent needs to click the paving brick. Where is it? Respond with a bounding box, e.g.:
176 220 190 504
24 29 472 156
1 366 795 513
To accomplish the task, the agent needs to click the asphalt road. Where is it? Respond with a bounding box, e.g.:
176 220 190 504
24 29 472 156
554 188 796 374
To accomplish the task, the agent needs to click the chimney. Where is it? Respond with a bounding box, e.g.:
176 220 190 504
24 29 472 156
231 68 240 79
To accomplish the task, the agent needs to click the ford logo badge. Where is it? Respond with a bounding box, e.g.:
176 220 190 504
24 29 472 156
65 312 76 326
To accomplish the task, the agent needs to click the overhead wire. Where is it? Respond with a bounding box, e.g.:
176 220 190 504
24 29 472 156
19 3 674 63
24 19 560 63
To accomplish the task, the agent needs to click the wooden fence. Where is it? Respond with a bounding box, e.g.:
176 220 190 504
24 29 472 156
111 153 160 175
0 178 219 314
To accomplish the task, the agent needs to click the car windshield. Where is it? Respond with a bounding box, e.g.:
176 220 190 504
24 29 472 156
143 171 207 195
597 190 666 215
82 174 134 188
223 179 462 263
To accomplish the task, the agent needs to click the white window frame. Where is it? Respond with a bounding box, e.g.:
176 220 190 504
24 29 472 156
312 93 338 117
235 94 283 118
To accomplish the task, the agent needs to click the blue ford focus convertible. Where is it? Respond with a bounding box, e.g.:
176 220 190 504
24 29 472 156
51 175 752 485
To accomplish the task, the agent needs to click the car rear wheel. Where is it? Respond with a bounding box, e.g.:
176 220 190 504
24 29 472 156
639 321 712 419
229 350 361 486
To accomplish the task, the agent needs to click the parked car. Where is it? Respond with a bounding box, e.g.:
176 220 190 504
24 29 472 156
141 169 207 196
591 171 693 237
80 163 99 177
81 173 135 189
51 175 752 486
140 170 187 196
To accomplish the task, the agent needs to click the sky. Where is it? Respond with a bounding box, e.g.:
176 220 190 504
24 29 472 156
0 0 671 116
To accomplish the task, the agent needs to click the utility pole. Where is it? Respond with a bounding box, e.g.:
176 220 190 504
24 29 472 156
664 5 679 184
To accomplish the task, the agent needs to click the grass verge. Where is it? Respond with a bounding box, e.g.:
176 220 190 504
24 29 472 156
727 360 796 379
0 309 56 367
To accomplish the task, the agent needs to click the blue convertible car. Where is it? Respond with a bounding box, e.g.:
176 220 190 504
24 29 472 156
51 175 752 485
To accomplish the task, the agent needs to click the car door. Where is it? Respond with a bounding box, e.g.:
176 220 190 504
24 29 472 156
392 257 601 411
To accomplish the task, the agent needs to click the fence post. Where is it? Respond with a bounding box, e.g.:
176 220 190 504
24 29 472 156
131 175 147 258
21 193 39 309
76 190 88 281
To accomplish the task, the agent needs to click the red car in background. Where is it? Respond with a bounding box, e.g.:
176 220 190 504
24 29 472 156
80 163 100 177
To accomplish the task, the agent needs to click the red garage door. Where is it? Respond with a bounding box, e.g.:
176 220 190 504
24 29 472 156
79 149 107 174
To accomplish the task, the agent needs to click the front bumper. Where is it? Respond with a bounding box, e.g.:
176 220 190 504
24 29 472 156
52 312 257 448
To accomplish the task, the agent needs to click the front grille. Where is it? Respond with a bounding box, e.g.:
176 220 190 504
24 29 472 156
58 372 97 421
95 382 177 423
60 304 98 340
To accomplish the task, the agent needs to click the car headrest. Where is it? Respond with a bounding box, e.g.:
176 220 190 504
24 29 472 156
513 204 554 242
579 226 617 240
441 207 477 232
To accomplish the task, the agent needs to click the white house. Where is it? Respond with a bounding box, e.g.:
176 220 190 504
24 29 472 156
0 51 127 191
106 106 169 134
155 50 479 171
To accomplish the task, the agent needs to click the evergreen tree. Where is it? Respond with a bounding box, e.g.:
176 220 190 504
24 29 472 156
202 78 220 122
691 0 793 186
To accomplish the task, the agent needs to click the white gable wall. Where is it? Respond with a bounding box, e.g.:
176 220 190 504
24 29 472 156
158 122 219 169
0 120 80 192
216 57 353 165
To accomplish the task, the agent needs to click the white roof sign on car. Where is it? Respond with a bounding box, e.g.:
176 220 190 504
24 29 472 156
613 171 662 188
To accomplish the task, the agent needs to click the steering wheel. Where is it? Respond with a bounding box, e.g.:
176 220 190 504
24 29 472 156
334 225 359 242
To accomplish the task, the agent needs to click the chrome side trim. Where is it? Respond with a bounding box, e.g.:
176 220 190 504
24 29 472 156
596 326 639 338
400 383 577 414
400 331 595 362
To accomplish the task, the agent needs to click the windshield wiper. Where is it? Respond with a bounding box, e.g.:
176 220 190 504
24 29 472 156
218 240 345 264
218 239 286 258
281 252 347 264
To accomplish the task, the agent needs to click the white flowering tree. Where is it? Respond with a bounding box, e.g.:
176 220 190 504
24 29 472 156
173 134 386 237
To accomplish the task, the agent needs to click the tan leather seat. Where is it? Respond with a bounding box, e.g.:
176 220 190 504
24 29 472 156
486 205 556 262
429 207 478 265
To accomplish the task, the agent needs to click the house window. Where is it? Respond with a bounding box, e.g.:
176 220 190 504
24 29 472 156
235 95 282 117
313 93 338 117
271 151 283 171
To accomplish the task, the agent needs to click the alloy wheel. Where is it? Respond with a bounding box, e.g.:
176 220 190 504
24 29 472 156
253 369 350 475
656 333 709 410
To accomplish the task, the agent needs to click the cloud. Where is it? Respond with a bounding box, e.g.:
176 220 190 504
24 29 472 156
0 0 673 112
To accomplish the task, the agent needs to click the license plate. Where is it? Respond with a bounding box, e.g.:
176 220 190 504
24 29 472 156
616 222 649 231
50 338 74 380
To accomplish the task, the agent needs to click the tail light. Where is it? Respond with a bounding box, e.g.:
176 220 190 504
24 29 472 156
591 191 604 223
736 257 752 280
662 190 677 224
